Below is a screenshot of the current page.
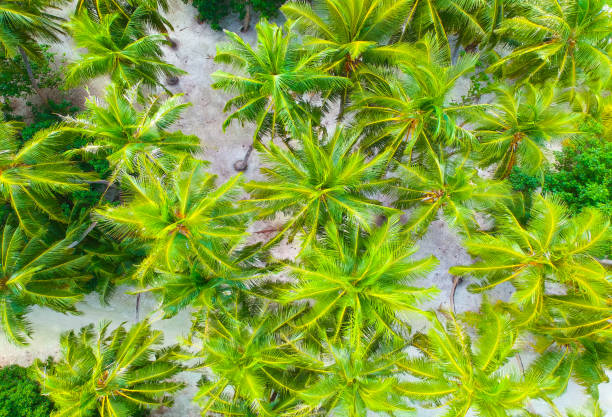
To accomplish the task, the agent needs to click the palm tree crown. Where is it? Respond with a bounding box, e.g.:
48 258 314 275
74 0 173 34
64 83 199 185
399 0 486 58
0 0 65 59
283 218 438 341
186 300 302 417
296 331 412 417
0 116 92 234
0 218 90 345
352 36 479 155
450 195 611 324
95 157 249 282
34 320 185 417
282 0 411 76
471 83 580 179
395 149 511 238
401 302 570 416
212 20 349 140
490 0 612 90
245 125 396 250
64 12 183 90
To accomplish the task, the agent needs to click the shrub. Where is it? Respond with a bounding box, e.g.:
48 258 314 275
508 166 540 193
189 0 284 30
0 45 62 104
0 365 54 417
509 117 611 218
545 135 611 216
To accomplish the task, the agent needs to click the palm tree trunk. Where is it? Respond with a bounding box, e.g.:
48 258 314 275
233 144 253 171
18 46 46 103
337 88 348 122
164 34 178 49
136 293 141 322
449 276 461 315
241 2 253 32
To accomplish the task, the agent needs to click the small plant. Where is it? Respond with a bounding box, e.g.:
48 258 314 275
508 166 540 194
0 365 54 417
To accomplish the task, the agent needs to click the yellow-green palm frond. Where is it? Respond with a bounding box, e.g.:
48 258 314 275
283 217 438 340
245 123 397 252
212 19 350 140
95 157 252 283
451 195 611 324
34 320 185 417
470 83 580 179
64 12 184 90
62 83 200 184
0 216 91 345
490 0 612 90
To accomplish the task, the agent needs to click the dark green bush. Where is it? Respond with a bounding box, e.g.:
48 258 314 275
545 135 611 216
189 0 284 30
509 135 611 217
508 166 540 193
0 365 54 417
0 45 62 103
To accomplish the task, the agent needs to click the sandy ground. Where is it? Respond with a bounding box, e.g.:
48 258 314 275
1 1 610 416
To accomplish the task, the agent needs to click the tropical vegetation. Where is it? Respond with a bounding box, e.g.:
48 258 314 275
0 0 610 416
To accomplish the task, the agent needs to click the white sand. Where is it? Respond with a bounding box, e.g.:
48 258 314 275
0 1 609 415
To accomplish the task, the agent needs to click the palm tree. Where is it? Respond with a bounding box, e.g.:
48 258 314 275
489 0 612 91
295 329 412 417
400 302 571 416
465 0 517 50
245 124 397 251
399 0 486 58
33 320 185 417
281 0 412 118
450 195 611 325
395 148 511 239
351 36 479 156
282 0 411 75
185 299 305 416
63 83 200 187
471 83 580 179
84 234 146 303
64 12 184 90
528 295 611 400
95 157 251 283
74 0 173 35
0 217 90 345
282 218 438 342
0 115 93 235
141 242 268 318
212 19 349 169
0 0 66 98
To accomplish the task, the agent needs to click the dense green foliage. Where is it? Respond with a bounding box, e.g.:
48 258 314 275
1 0 611 415
0 365 54 417
0 46 60 103
546 136 611 216
189 0 284 30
